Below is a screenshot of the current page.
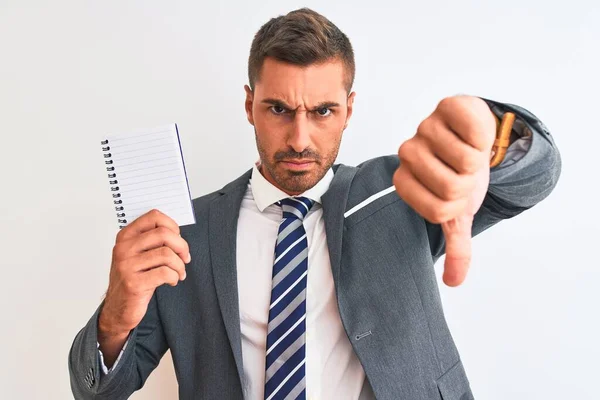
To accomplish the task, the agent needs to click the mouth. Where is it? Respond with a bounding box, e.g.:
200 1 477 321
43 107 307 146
279 159 316 170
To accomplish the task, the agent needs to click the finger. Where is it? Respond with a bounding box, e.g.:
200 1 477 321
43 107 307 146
131 227 191 263
139 266 181 290
421 118 483 175
393 165 467 224
436 96 493 152
441 214 474 287
117 209 180 241
127 246 186 280
399 138 475 201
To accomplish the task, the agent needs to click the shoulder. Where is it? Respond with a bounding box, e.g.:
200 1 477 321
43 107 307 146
344 154 399 194
355 155 399 177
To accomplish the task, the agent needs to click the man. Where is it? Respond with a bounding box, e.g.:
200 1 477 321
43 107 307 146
69 8 561 400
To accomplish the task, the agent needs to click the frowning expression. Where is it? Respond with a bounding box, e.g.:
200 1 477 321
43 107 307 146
245 57 355 195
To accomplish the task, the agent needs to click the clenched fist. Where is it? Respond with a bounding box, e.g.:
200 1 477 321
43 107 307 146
393 95 496 287
98 209 191 367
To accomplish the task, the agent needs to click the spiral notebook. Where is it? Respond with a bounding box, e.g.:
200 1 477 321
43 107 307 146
101 123 195 229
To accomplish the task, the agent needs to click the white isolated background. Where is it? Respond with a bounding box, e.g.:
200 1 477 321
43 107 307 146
0 1 597 399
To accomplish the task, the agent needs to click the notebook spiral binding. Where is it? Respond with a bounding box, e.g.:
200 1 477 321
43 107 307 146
101 139 127 229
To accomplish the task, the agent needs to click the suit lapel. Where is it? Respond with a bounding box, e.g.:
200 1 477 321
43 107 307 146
208 169 252 391
321 164 357 287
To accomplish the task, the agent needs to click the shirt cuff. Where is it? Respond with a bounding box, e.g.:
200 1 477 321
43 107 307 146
97 335 130 375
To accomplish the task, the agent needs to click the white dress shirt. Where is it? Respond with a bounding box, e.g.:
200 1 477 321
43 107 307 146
237 165 374 400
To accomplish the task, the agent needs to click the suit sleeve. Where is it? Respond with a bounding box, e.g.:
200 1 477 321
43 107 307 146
426 99 562 260
68 293 168 399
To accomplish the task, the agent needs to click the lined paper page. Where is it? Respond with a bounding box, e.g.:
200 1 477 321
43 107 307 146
103 123 195 227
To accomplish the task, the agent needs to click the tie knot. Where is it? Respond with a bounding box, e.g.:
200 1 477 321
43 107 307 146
279 197 315 221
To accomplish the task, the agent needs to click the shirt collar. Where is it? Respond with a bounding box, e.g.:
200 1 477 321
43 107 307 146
250 164 334 212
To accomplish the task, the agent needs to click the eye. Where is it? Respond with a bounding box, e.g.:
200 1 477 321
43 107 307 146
269 105 287 115
316 107 332 117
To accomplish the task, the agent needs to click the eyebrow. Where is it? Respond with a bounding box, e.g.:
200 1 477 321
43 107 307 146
261 98 341 111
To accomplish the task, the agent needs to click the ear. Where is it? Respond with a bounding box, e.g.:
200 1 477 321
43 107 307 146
343 91 356 130
244 85 255 126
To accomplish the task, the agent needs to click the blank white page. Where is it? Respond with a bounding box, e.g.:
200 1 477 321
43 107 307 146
101 123 195 228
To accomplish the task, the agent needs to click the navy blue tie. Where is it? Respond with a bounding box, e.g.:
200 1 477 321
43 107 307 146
264 197 314 400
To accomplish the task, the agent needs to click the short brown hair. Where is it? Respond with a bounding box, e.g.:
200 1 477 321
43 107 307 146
248 8 355 93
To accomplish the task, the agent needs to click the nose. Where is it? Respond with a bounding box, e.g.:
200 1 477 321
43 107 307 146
287 112 312 153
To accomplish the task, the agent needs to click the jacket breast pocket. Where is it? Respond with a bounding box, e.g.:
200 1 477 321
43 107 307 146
344 192 402 228
436 360 475 400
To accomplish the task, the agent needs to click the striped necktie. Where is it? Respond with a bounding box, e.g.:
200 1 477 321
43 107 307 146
264 196 315 400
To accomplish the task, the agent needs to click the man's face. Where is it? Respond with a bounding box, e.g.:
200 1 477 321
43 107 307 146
245 57 355 195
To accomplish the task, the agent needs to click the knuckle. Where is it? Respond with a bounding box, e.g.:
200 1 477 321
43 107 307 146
156 268 169 284
160 267 171 280
417 117 434 136
123 279 136 294
155 266 165 278
440 183 458 201
398 139 418 163
393 166 406 190
173 256 185 272
112 243 124 258
149 209 162 218
153 270 168 287
440 176 465 201
168 252 184 272
112 257 127 273
115 228 127 242
437 96 456 113
159 246 172 258
397 141 409 160
168 247 181 261
457 151 479 174
156 226 171 239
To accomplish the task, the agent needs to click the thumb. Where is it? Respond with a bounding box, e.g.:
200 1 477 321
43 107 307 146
441 214 474 287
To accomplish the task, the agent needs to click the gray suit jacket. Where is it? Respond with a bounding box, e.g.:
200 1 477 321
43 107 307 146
69 100 561 399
